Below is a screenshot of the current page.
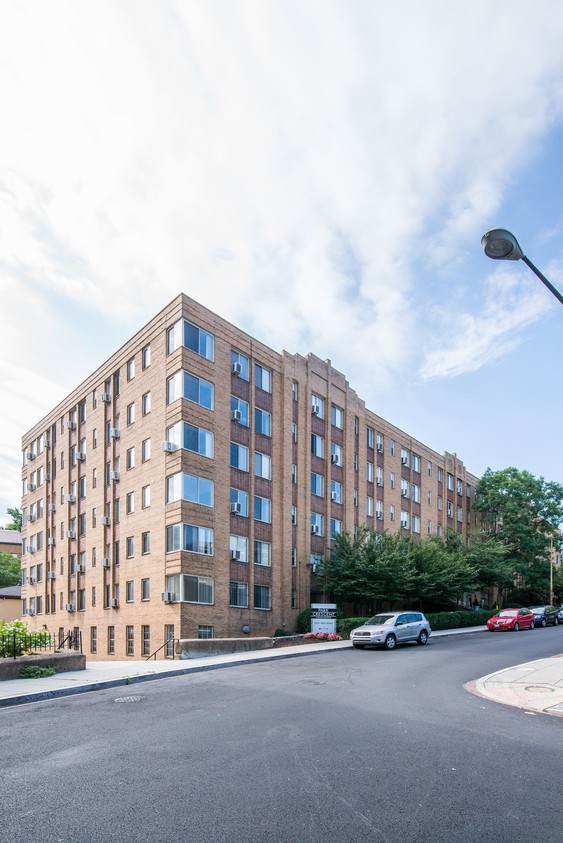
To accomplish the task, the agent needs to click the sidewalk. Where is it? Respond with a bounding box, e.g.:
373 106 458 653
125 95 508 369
1 626 562 715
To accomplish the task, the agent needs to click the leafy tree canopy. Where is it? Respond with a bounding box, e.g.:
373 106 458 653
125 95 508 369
0 553 21 588
4 507 22 532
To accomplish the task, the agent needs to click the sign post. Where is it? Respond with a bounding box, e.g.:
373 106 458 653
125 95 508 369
311 603 337 635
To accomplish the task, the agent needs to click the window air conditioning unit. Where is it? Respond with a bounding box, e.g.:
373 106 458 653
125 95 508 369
101 392 111 403
76 564 86 574
27 451 36 460
331 454 340 465
66 494 76 503
161 591 174 603
66 420 76 430
29 514 36 522
110 470 120 481
311 525 320 535
231 409 242 423
109 598 119 608
110 428 120 439
230 502 242 515
376 512 383 520
28 608 35 616
28 483 36 492
101 516 111 526
400 520 408 528
230 550 241 561
66 530 76 539
48 538 56 547
161 441 177 453
311 405 320 416
331 491 338 501
377 479 383 487
101 558 111 568
48 503 56 513
401 489 408 497
231 361 242 376
28 547 36 555
65 603 76 613
47 571 56 580
291 514 296 525
401 457 408 465
76 451 86 461
377 444 383 453
29 575 36 584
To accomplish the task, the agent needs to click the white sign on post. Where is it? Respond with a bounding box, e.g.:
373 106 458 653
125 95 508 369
311 603 337 634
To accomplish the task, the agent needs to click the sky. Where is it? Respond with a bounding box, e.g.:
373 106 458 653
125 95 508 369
1 0 563 522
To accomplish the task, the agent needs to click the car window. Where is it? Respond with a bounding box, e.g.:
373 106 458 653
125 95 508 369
396 614 408 625
366 615 394 625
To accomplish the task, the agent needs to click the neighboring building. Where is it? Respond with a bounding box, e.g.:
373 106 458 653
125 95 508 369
20 293 478 660
0 586 22 622
0 529 22 558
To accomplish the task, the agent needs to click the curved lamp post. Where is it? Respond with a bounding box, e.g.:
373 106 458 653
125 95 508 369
481 228 563 306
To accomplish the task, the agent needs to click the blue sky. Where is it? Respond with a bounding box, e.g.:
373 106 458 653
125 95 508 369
1 0 563 521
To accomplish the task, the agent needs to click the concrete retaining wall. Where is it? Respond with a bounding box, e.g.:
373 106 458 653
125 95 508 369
176 635 311 659
0 651 86 681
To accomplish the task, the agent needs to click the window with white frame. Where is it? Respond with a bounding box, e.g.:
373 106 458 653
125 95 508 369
231 350 249 380
167 370 214 410
167 472 214 507
376 433 383 453
311 473 324 497
330 518 342 537
437 496 443 511
412 454 421 473
142 392 151 416
311 434 324 458
254 495 271 523
127 403 135 425
411 484 420 503
142 485 150 509
457 505 463 522
231 396 249 426
230 442 249 471
367 427 374 449
230 488 248 517
254 540 271 567
390 439 395 456
311 512 323 535
126 537 134 559
254 584 271 610
390 505 395 522
166 524 213 555
447 501 453 517
167 319 214 361
254 452 271 480
412 515 421 533
366 496 374 516
230 534 248 562
366 462 374 483
142 439 151 462
292 381 298 401
390 472 395 489
126 447 135 470
400 448 409 467
401 478 409 497
331 405 343 429
330 480 342 503
311 394 324 418
291 464 297 484
428 461 432 476
142 531 150 555
331 442 342 466
255 363 272 393
142 344 151 369
255 408 271 436
230 581 248 608
456 478 463 495
168 421 214 458
400 510 409 529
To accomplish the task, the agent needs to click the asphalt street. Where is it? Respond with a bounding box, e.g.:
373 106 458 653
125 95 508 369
1 628 562 843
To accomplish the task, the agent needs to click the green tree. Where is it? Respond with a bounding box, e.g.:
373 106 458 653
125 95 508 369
466 533 514 596
4 507 22 532
0 553 21 588
474 467 563 604
406 535 477 610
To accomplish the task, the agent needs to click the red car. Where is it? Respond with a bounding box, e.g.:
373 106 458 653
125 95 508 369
487 608 535 631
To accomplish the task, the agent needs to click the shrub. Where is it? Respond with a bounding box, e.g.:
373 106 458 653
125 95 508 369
0 620 52 658
424 609 496 631
338 617 370 638
19 666 56 679
273 628 295 637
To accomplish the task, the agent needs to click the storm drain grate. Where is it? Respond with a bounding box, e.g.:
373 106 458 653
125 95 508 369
114 695 146 703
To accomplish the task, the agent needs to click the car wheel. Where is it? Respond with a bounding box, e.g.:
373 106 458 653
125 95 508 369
541 619 547 628
530 622 535 629
384 634 397 651
555 618 559 626
514 622 519 631
417 630 428 645
352 643 365 649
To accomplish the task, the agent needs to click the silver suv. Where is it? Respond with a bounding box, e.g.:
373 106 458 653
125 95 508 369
350 611 431 651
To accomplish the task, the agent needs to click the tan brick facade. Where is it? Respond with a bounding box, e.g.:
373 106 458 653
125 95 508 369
20 294 478 659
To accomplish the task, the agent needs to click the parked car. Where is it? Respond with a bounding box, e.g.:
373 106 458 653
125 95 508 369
350 611 431 651
558 607 563 623
529 606 560 627
486 608 535 631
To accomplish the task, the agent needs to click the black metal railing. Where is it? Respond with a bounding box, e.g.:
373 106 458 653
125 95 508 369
0 629 82 659
145 638 179 661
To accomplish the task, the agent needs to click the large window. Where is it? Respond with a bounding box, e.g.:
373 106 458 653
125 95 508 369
255 408 271 436
254 496 271 523
230 535 248 562
167 472 214 507
311 434 324 458
331 480 342 503
231 396 249 427
167 370 214 410
167 318 214 360
311 513 324 536
230 442 249 471
167 421 214 459
255 364 272 393
311 472 324 497
231 350 249 380
254 452 271 480
254 584 271 610
166 524 213 555
230 488 248 517
254 540 271 567
165 574 214 604
331 405 343 429
230 581 248 608
311 394 325 419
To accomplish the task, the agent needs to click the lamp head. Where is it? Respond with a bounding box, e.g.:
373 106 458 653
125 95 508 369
481 228 524 261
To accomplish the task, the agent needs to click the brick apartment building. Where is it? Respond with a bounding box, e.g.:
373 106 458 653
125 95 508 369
20 293 478 660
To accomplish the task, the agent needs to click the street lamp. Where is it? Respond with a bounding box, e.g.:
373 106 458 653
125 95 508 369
481 228 563 306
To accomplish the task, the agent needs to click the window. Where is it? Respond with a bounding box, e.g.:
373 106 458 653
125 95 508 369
142 392 151 416
310 552 323 573
254 540 271 567
255 363 271 393
126 626 134 656
311 513 323 536
127 403 135 425
90 627 97 654
331 405 343 429
376 433 383 453
231 396 249 427
376 466 383 486
168 421 214 459
126 448 135 470
142 344 151 369
198 625 213 639
142 532 150 554
127 358 135 380
401 511 410 529
437 468 443 481
438 496 443 511
412 454 421 473
167 370 214 410
126 581 134 602
412 515 421 534
167 472 214 507
142 485 151 509
330 443 343 466
376 500 383 519
390 439 395 456
291 464 297 484
107 626 115 655
330 518 342 537
254 496 271 523
291 505 297 525
366 496 374 516
447 501 453 517
126 492 134 514
255 408 271 436
230 488 248 517
400 448 409 467
185 575 214 604
401 479 409 497
229 442 249 473
311 394 324 418
456 478 463 495
291 547 297 567
428 461 433 476
311 472 324 497
79 475 86 499
167 319 214 360
330 480 342 503
254 584 271 610
141 625 151 657
311 434 324 458
126 537 134 558
411 484 421 503
141 579 150 601
166 524 214 555
230 535 248 562
291 423 297 443
292 381 298 401
447 473 454 491
367 427 374 449
230 581 248 608
457 506 463 523
366 462 374 483
231 350 249 380
390 505 395 522
254 452 271 480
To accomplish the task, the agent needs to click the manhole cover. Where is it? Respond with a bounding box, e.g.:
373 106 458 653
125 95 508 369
524 686 554 694
114 695 146 703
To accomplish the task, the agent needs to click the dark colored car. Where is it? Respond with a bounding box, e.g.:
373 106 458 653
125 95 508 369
529 606 560 627
487 608 535 631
